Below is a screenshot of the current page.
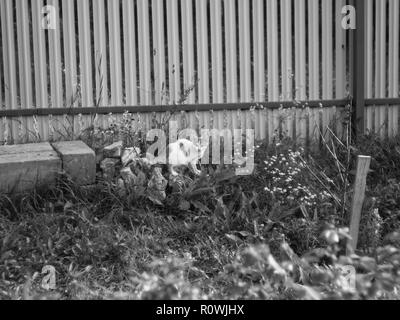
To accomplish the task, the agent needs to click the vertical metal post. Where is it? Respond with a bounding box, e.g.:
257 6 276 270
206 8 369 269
352 0 366 136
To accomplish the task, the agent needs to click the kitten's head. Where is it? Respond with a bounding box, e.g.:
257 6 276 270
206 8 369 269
176 138 209 161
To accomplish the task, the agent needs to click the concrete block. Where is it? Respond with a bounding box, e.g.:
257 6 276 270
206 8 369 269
52 141 96 185
0 142 61 193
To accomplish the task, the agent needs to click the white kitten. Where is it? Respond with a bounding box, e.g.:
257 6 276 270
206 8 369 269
152 138 208 176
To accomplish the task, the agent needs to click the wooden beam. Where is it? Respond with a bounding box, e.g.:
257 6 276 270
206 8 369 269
347 155 371 255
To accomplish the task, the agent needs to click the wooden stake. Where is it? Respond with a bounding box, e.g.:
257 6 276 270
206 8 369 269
347 155 371 255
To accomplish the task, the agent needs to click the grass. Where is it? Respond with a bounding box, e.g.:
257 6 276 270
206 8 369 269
1 132 400 300
0 180 243 299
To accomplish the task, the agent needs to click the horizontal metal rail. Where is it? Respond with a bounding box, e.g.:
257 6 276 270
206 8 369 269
0 97 399 118
0 99 349 117
364 98 400 106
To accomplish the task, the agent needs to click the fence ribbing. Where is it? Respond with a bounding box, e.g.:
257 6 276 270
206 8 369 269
0 0 398 145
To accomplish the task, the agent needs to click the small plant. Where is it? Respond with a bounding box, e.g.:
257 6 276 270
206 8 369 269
220 227 400 300
358 198 383 253
80 111 147 155
263 148 329 209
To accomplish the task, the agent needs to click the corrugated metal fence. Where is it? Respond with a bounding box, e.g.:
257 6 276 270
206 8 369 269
0 0 398 145
364 0 399 138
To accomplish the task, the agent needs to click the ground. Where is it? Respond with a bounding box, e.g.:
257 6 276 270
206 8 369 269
1 130 400 300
